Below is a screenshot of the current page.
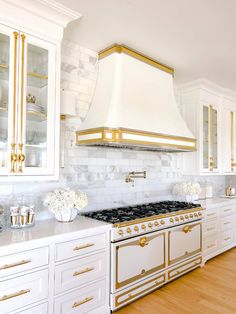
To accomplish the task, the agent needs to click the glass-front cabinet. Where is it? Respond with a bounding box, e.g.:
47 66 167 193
0 23 58 179
202 104 220 173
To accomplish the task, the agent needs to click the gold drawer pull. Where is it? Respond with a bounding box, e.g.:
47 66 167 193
206 227 215 231
224 209 232 212
73 267 94 277
0 259 31 270
72 296 93 308
73 243 95 251
182 225 192 234
207 244 215 249
0 289 30 302
224 237 231 241
223 222 231 225
207 212 216 217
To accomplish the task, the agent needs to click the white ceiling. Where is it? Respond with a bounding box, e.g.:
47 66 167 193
58 0 236 91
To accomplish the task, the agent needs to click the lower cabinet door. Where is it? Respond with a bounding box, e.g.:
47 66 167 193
54 279 106 314
0 269 49 314
14 302 48 314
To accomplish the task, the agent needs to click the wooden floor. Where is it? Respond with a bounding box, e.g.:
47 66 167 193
117 248 236 314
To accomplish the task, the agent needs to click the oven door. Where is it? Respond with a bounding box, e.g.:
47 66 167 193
168 222 201 266
111 230 166 293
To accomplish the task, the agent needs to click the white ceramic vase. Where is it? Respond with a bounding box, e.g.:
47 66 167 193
54 208 78 222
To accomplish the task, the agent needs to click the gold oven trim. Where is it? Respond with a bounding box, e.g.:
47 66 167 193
76 127 197 152
98 44 174 75
115 232 165 289
168 222 202 266
115 273 165 308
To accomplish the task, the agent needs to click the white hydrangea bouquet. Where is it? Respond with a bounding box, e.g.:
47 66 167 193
172 182 201 202
44 188 88 222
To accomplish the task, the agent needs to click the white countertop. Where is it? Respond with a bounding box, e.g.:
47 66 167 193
199 197 236 209
0 216 111 249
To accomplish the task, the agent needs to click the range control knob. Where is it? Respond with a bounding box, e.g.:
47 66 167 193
198 212 202 217
148 223 153 228
154 221 159 227
194 213 198 217
169 218 174 223
141 224 146 230
180 216 184 221
175 217 179 222
160 220 165 225
190 214 194 218
118 229 124 235
134 226 139 232
126 227 132 234
185 215 189 219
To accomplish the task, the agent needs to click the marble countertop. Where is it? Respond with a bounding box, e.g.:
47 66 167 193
0 216 111 249
199 197 236 209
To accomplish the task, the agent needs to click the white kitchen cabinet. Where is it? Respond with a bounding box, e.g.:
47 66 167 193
0 0 80 181
179 81 222 175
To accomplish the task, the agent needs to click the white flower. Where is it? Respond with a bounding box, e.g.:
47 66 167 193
172 182 201 196
44 188 88 214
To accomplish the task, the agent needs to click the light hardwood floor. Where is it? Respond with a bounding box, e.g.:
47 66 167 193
116 248 236 314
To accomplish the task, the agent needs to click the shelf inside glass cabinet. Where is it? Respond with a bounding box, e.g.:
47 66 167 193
0 63 9 81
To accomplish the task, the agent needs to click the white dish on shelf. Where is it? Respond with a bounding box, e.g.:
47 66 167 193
220 195 236 199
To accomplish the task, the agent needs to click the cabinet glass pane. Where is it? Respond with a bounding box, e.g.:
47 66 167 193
0 33 10 169
203 105 209 169
212 108 218 168
25 44 48 168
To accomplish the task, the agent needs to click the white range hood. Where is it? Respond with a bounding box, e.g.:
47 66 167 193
76 45 196 152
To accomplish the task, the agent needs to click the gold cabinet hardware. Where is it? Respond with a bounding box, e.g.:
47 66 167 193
0 259 31 270
139 237 149 247
182 225 192 234
207 212 215 217
72 296 93 308
118 229 124 235
206 227 215 232
224 208 232 212
10 143 17 173
73 243 94 251
223 221 231 225
73 267 94 277
209 157 215 171
18 143 25 173
224 237 231 241
0 289 30 302
231 159 236 171
207 244 215 249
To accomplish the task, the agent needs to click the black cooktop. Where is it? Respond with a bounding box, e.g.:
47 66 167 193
84 201 201 224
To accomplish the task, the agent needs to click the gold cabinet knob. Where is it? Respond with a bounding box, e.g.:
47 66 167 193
185 215 189 219
160 220 165 225
134 226 139 232
126 227 132 234
169 218 174 223
175 217 179 221
190 214 193 218
118 229 124 235
148 223 153 228
141 224 146 230
154 221 159 226
180 216 184 220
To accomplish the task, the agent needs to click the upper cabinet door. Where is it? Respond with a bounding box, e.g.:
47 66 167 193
0 24 19 176
17 33 56 176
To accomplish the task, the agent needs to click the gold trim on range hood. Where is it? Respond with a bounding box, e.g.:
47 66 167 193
76 44 196 152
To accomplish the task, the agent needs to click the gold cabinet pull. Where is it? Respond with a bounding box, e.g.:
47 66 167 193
73 243 95 251
182 225 192 234
0 289 30 302
206 227 215 232
223 221 231 225
18 34 26 173
209 157 215 171
10 32 19 173
224 208 232 212
207 244 215 249
0 259 31 270
139 236 149 247
72 296 93 308
73 267 94 277
224 237 231 241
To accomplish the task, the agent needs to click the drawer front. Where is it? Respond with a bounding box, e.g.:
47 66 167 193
220 215 234 231
113 273 165 310
54 279 106 314
220 230 234 247
168 256 201 281
55 234 106 262
203 209 218 220
0 247 49 279
221 207 235 217
0 269 49 313
168 223 201 266
15 303 48 314
202 237 218 256
202 219 218 238
55 252 106 294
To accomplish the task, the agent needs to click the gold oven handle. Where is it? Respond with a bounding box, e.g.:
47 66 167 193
0 289 30 302
18 34 26 173
72 296 94 308
0 259 31 270
10 32 19 173
139 237 149 247
182 225 192 234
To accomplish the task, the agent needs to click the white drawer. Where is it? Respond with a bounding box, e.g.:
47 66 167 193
202 219 218 238
221 207 235 217
54 279 106 314
220 215 234 231
0 269 49 314
14 302 48 314
168 256 202 281
0 247 49 279
55 234 106 262
220 230 234 247
55 252 106 295
203 209 218 220
203 237 218 256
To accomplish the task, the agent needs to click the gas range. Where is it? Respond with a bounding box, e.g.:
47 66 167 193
84 201 204 241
